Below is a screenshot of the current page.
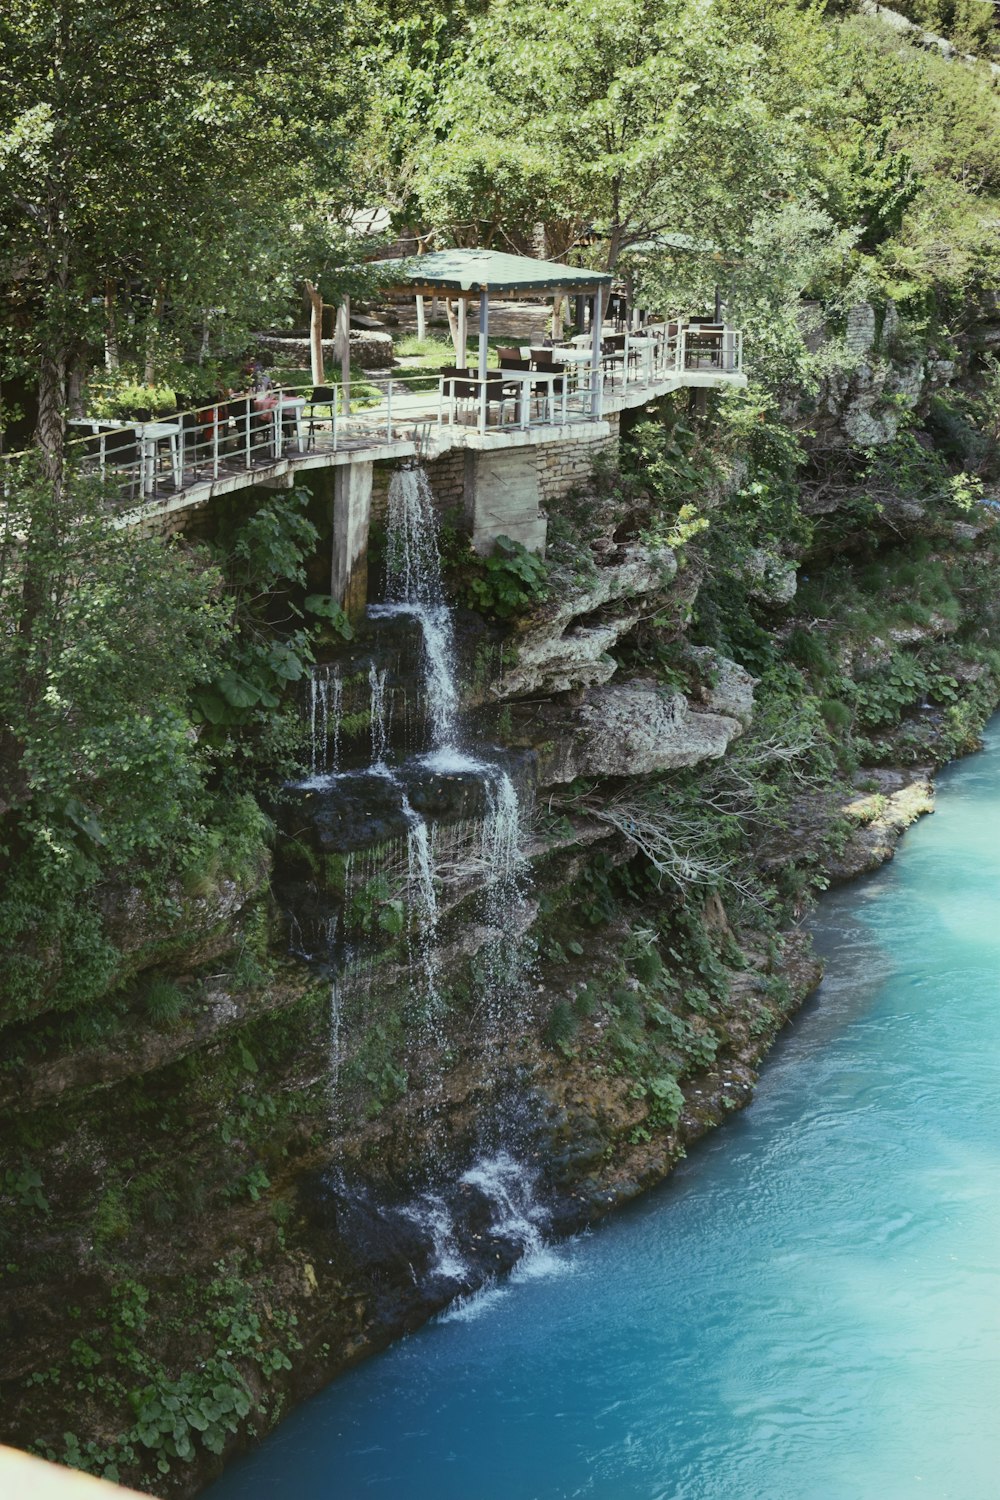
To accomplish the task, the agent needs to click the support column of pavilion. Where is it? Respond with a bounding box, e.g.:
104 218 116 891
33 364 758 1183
590 289 604 419
478 288 490 435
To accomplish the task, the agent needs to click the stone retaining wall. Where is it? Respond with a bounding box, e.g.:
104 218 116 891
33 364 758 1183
254 332 395 370
537 417 620 508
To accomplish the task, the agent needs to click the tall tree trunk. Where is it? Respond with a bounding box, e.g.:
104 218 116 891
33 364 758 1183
36 349 67 494
305 280 324 386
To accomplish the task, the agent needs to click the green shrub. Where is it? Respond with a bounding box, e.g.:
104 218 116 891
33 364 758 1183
544 1000 578 1050
819 697 853 731
466 535 550 619
785 627 834 678
142 978 187 1030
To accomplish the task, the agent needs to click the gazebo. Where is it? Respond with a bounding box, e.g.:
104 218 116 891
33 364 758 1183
375 248 613 402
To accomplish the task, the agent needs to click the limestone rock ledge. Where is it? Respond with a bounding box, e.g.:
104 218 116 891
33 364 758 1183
687 649 757 728
496 545 677 699
537 677 748 785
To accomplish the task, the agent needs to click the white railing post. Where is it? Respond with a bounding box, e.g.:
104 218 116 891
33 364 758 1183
386 381 393 442
478 377 486 436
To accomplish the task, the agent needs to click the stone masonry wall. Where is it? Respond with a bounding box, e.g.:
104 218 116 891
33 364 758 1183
536 420 620 510
371 450 467 525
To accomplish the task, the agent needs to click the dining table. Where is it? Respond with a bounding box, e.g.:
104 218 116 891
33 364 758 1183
68 415 182 495
273 394 307 454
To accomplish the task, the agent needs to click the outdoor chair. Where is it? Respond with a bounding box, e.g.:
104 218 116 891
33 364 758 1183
528 355 565 421
497 347 521 364
601 335 626 384
441 368 478 421
307 385 336 449
685 325 723 369
483 369 514 425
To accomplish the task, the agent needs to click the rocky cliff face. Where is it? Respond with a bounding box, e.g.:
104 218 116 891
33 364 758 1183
4 334 1000 1496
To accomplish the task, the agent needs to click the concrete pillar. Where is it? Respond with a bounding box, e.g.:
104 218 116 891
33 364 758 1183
331 459 372 619
464 448 546 556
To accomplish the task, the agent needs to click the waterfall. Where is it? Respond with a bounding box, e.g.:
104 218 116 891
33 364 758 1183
385 465 446 608
329 977 342 1108
308 663 342 776
369 662 389 766
367 602 458 750
400 1194 470 1283
401 790 442 1015
478 766 529 1012
373 465 460 748
285 464 534 1141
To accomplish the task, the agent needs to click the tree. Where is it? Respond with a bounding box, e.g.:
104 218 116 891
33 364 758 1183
0 0 371 471
0 458 236 1019
411 0 808 276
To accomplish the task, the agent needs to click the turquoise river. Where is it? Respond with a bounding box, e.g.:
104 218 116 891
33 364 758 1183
211 721 1000 1500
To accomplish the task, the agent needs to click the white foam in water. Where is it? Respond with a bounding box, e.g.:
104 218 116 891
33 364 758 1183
418 747 483 774
400 1193 470 1282
460 1151 549 1258
437 1278 510 1323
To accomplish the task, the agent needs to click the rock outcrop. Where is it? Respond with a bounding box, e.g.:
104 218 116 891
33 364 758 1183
497 545 677 698
529 675 750 786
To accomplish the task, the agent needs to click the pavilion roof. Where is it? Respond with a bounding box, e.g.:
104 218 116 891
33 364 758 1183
375 248 612 299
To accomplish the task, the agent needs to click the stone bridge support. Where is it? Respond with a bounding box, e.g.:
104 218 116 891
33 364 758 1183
331 460 372 619
463 448 547 556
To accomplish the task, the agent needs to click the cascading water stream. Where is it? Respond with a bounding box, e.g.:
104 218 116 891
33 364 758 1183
308 664 342 775
400 788 442 1013
373 464 461 749
288 464 532 1146
368 662 389 766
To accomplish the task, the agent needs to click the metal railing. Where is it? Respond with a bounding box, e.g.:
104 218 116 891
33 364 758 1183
0 323 744 512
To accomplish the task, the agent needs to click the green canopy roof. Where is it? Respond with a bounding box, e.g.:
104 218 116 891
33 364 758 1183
375 248 612 298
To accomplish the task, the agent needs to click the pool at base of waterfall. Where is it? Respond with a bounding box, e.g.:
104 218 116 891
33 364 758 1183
209 717 1000 1500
